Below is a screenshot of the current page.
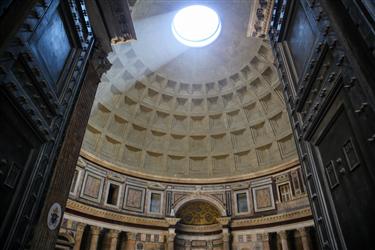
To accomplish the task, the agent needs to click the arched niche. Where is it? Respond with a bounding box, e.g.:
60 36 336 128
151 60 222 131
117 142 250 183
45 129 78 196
174 200 226 250
176 201 221 225
173 194 227 217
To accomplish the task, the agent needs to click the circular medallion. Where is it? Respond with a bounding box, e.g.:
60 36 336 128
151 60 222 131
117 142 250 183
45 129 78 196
47 202 62 231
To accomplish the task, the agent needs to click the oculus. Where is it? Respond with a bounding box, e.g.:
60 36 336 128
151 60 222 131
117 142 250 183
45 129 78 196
172 5 221 47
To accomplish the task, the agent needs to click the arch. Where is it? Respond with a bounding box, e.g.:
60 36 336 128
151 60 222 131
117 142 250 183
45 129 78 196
173 194 226 217
176 201 221 225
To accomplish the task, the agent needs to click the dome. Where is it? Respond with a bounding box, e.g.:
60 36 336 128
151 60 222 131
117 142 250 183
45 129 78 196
81 0 297 181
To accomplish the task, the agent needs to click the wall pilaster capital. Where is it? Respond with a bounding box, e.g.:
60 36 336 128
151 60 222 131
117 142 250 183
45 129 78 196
76 222 86 232
297 227 308 237
278 230 287 240
90 225 102 235
262 232 269 241
108 229 121 238
126 232 136 241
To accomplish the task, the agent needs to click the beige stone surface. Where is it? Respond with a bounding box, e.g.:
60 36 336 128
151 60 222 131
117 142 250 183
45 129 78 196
81 0 297 179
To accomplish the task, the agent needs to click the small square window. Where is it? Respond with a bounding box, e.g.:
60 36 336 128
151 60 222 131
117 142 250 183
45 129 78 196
150 193 161 213
236 192 248 213
278 183 291 202
106 183 120 205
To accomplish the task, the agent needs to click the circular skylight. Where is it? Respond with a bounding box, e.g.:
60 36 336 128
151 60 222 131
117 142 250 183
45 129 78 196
172 5 221 47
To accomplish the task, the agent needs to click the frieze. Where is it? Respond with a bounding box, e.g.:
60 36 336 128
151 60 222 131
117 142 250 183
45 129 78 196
176 223 223 233
231 208 312 228
66 199 169 227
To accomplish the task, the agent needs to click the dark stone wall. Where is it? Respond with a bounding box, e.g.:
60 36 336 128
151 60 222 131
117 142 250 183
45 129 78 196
270 0 375 249
30 57 105 250
0 0 135 247
0 0 95 248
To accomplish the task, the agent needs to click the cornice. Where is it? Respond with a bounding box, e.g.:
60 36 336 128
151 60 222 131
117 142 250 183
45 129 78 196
247 0 275 38
66 200 311 230
231 208 312 228
80 149 300 184
66 199 169 228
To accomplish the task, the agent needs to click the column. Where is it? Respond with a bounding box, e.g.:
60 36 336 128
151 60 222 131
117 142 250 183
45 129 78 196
89 226 102 250
222 228 231 250
124 232 136 250
298 227 311 250
108 229 120 250
279 231 289 250
165 217 180 250
73 222 86 250
262 233 270 250
166 232 176 250
216 217 231 250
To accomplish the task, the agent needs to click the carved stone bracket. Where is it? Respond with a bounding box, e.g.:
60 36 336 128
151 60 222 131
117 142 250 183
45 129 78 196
85 0 136 53
165 217 181 227
89 41 112 81
247 0 275 37
216 217 231 227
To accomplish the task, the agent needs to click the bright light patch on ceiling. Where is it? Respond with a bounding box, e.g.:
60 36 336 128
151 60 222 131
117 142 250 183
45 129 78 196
172 5 221 47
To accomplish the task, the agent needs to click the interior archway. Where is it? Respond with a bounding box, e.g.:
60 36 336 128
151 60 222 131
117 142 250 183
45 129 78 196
175 201 224 250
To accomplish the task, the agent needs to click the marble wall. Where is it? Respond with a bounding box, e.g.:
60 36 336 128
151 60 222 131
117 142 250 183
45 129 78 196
58 157 315 249
68 157 308 220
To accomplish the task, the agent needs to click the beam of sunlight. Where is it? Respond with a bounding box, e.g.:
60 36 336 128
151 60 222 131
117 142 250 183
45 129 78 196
172 5 221 47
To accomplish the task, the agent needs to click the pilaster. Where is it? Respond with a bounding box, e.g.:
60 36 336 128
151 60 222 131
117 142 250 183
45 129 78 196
73 222 86 250
279 230 289 250
89 226 102 250
298 227 311 250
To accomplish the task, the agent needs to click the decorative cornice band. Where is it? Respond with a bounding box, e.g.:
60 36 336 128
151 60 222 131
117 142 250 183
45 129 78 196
231 208 312 228
66 200 311 229
66 199 169 228
80 149 300 184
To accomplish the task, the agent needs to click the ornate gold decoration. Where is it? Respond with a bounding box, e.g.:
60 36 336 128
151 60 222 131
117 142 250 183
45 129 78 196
176 201 221 225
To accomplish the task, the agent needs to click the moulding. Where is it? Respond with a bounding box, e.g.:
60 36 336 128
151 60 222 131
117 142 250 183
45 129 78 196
231 207 312 228
247 0 275 37
66 199 169 227
80 149 300 184
66 200 311 230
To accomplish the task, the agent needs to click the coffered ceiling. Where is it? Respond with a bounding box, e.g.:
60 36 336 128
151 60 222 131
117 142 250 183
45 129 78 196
81 0 297 180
